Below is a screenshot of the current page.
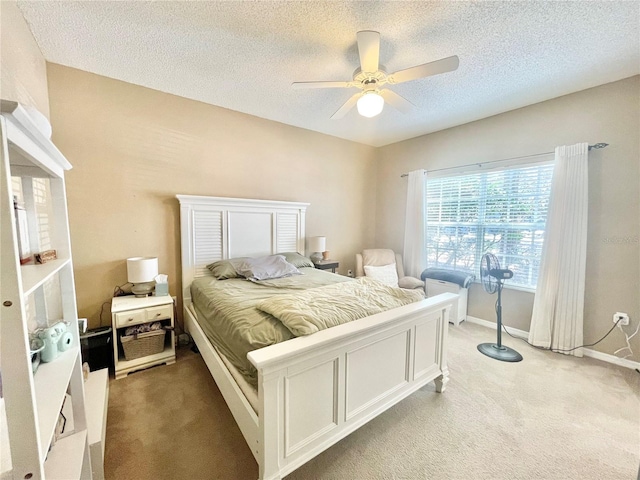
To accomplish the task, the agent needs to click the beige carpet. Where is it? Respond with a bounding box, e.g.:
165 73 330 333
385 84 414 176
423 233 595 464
104 322 640 480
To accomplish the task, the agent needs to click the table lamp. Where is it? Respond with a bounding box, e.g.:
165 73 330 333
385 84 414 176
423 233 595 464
308 236 326 263
127 257 158 297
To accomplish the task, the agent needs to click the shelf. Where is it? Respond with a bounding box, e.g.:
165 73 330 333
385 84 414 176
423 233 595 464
84 369 109 448
3 101 71 178
117 344 174 371
21 257 71 296
0 399 11 477
33 344 79 462
85 369 109 479
43 429 87 480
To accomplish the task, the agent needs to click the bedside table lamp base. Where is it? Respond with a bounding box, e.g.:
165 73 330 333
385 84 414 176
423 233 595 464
131 282 155 297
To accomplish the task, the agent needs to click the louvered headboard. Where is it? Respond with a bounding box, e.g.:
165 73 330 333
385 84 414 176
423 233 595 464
176 195 309 307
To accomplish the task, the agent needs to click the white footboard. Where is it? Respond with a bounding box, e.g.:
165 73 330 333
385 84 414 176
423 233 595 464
177 195 455 479
248 293 455 480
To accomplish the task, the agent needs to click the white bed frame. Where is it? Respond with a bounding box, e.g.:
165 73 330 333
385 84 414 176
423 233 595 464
177 194 456 480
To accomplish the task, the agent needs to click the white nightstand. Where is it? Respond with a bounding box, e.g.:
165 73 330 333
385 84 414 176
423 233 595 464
111 295 176 379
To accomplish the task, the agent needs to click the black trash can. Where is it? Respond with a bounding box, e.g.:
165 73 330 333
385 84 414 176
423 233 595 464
80 326 114 373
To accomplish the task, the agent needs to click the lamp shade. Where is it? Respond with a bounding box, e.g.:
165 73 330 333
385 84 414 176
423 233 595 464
308 236 326 253
357 91 384 118
127 257 158 283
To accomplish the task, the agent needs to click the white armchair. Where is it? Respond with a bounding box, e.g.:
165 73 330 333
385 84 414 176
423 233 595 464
355 248 425 290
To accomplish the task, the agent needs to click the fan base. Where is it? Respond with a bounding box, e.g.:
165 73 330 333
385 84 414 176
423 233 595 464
477 343 523 362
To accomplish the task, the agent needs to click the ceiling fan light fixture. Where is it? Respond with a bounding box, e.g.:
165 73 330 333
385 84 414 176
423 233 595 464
357 91 384 118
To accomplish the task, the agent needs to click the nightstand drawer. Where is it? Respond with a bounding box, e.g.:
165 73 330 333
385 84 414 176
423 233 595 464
146 304 172 321
115 310 146 328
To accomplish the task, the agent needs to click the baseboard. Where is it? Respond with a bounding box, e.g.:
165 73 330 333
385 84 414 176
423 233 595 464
466 316 529 339
464 316 640 371
581 348 640 370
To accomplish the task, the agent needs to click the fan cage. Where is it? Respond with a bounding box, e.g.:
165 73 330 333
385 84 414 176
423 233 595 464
480 253 500 294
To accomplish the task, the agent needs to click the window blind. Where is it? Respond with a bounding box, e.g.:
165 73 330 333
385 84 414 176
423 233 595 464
426 162 554 289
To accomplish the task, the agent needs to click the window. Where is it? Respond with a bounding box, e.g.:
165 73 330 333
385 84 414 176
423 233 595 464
426 162 554 290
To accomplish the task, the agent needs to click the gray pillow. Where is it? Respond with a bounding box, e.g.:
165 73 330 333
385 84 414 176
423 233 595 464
206 257 248 279
398 276 425 291
277 252 314 269
236 255 301 281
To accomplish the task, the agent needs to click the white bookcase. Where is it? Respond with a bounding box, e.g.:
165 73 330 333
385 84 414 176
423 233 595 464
0 101 92 479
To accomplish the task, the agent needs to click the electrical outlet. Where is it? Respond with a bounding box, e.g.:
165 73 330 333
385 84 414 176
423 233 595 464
347 269 353 277
613 312 630 326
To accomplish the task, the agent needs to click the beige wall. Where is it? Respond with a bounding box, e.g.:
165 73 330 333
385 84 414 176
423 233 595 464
376 76 640 361
46 64 377 329
0 0 49 118
5 10 637 362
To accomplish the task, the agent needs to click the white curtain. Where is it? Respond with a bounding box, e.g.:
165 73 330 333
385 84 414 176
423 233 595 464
403 169 427 278
528 143 589 355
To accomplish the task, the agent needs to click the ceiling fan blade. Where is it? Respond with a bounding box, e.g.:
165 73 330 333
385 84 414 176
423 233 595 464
380 89 414 114
331 93 360 119
388 55 459 84
292 81 352 89
357 30 380 73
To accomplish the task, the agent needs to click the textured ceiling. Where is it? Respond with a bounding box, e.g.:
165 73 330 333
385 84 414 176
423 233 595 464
17 1 640 147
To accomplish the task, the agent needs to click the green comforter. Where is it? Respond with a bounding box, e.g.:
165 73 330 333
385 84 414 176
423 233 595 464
192 269 425 387
191 267 352 386
257 277 424 336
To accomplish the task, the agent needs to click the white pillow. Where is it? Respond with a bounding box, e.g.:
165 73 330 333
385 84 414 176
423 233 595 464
364 263 399 287
236 255 301 281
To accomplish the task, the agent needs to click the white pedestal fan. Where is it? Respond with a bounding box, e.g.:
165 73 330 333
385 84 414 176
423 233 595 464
477 253 523 362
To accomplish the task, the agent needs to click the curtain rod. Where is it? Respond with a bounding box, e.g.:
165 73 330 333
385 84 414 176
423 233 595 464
400 143 609 178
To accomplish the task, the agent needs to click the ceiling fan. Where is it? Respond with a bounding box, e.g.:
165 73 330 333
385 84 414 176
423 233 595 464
292 31 459 119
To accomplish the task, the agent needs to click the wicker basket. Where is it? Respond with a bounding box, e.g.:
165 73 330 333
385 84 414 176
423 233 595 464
121 329 165 361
